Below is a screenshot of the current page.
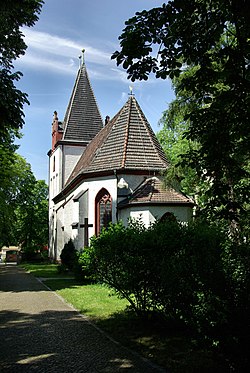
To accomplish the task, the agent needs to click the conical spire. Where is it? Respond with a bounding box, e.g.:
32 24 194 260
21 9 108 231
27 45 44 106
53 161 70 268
62 60 103 142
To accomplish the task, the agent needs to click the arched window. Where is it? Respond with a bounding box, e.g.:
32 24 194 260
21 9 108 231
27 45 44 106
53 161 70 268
160 212 177 223
95 188 112 235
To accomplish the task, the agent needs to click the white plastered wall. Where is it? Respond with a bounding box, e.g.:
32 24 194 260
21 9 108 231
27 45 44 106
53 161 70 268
49 146 63 201
53 175 118 253
63 145 86 185
118 204 193 228
48 145 63 259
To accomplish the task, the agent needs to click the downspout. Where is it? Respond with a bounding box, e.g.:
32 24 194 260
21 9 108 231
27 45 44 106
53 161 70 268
62 144 65 188
114 169 119 222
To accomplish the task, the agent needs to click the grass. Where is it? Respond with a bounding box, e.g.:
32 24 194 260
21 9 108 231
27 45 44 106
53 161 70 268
45 279 128 319
20 263 229 372
19 262 73 278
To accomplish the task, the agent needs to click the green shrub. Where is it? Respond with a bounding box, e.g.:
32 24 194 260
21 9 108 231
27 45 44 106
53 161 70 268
57 263 68 274
88 218 250 370
77 247 96 282
60 239 77 271
90 220 155 316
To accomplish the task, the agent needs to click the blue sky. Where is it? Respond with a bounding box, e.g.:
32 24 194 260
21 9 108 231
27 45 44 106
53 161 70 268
15 0 174 182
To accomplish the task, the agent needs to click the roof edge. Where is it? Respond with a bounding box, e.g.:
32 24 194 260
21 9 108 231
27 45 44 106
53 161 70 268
118 201 195 210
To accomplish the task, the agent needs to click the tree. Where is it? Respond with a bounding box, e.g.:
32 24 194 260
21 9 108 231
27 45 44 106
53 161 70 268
112 0 250 230
0 154 48 250
15 179 48 252
0 0 43 190
0 0 43 131
156 69 201 198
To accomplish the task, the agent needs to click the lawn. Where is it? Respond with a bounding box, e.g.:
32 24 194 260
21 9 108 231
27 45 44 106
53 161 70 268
19 263 73 278
20 263 229 372
45 279 128 319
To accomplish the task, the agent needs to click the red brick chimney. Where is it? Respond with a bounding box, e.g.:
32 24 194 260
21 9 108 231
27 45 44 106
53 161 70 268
52 111 63 151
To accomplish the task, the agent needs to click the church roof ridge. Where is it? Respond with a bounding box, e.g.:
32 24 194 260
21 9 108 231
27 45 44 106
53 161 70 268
62 62 103 143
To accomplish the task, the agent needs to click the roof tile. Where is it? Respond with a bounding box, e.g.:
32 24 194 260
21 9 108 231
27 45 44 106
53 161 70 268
66 96 170 185
62 63 103 142
118 177 194 207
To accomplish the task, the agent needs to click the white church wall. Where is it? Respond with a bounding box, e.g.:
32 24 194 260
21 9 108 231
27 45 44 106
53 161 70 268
63 197 77 243
63 145 86 185
49 146 63 200
48 146 63 260
56 206 65 258
118 204 193 228
150 205 193 222
118 208 152 228
54 176 118 251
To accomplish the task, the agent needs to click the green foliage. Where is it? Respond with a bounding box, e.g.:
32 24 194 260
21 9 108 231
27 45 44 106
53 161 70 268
0 154 48 251
0 0 43 141
0 1 44 227
77 247 96 282
113 0 250 230
90 220 156 316
16 178 49 251
60 239 77 272
89 219 250 370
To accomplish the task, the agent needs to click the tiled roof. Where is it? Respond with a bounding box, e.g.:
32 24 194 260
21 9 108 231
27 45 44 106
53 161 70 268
118 177 194 207
66 96 170 185
62 63 103 142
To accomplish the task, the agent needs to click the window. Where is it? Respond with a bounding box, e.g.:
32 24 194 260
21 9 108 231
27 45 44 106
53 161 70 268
160 212 177 222
95 188 112 235
53 156 55 172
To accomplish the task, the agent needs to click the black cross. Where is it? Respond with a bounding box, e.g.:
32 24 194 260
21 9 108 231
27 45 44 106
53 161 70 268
79 218 93 247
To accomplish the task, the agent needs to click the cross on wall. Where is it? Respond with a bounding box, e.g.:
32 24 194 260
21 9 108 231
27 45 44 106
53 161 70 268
79 218 93 247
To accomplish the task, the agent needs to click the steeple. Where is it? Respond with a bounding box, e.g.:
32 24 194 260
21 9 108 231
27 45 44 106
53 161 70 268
62 52 103 143
49 52 104 190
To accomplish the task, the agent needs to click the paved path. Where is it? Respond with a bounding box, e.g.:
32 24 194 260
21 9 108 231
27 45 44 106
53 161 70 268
0 264 165 372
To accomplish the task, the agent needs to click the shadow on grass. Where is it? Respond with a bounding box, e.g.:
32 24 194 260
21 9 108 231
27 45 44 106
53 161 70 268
19 263 75 279
44 278 230 373
94 312 230 373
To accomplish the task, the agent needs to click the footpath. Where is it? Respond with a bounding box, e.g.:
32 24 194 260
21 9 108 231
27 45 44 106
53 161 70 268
0 264 166 372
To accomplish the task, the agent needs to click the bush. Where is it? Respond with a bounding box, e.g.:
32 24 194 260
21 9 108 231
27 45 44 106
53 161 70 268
60 239 77 271
77 247 96 283
57 263 68 274
88 218 250 370
90 220 155 316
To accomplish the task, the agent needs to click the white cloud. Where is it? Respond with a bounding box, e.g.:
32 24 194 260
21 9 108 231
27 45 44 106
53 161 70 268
16 29 167 86
119 92 128 104
16 52 77 75
22 28 112 65
16 28 134 83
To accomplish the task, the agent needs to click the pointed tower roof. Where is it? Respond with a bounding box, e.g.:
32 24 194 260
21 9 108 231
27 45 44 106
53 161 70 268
62 59 103 142
66 95 170 186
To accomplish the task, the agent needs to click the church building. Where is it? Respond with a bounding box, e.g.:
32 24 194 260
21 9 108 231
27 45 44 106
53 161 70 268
48 56 194 261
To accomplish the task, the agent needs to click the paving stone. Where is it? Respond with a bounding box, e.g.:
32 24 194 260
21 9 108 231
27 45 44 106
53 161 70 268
0 265 166 372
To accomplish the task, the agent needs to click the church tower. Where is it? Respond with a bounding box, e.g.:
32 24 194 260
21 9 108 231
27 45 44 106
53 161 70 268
48 53 103 259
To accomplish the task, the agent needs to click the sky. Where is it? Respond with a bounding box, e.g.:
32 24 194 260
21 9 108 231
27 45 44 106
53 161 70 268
14 0 174 182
